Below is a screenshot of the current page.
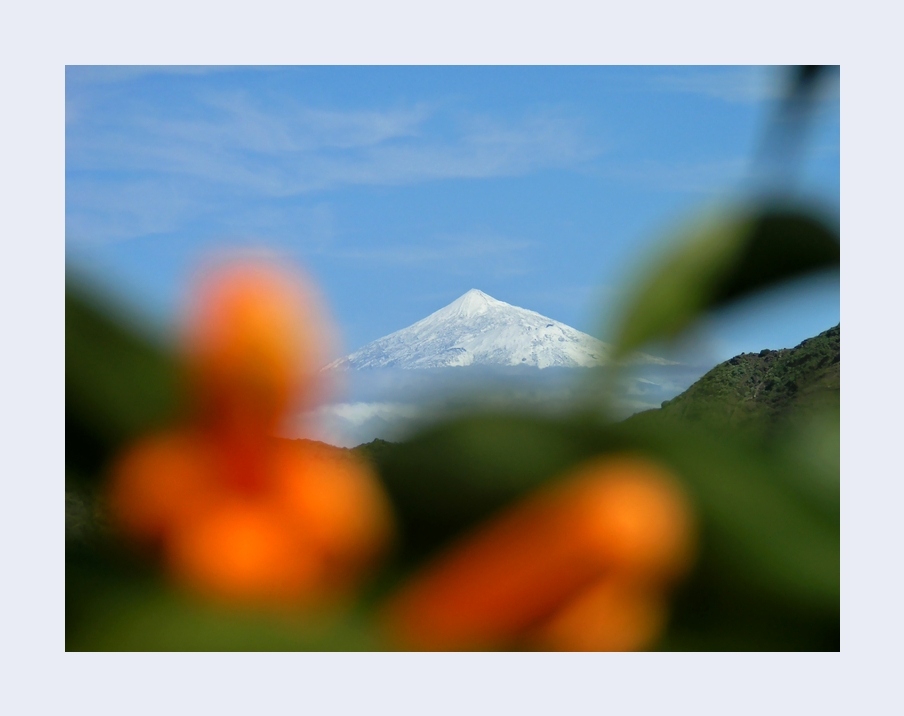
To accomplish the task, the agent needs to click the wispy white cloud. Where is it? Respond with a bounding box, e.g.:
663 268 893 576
312 401 422 427
65 178 206 244
652 67 786 104
294 113 593 191
67 93 599 200
65 174 338 248
65 76 595 247
146 92 433 155
333 232 537 265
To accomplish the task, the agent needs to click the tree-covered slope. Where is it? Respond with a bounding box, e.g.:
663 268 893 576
630 325 839 437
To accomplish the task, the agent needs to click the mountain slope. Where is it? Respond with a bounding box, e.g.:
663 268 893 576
327 289 671 370
630 324 840 435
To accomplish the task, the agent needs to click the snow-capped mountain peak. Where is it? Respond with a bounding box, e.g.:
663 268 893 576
326 289 671 371
442 288 505 319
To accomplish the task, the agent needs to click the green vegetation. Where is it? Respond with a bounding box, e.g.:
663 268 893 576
632 325 839 441
66 284 183 485
352 438 397 465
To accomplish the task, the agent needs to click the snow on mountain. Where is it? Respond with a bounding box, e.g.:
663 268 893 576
326 289 672 370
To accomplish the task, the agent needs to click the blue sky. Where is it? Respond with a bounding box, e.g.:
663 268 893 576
65 66 839 364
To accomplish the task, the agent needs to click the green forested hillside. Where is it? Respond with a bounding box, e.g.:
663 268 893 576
630 325 839 438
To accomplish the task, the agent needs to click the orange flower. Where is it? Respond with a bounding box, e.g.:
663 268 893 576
529 579 668 652
106 261 393 609
182 262 333 437
381 455 695 651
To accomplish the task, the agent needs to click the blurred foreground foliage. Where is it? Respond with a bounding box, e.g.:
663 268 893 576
66 66 839 651
66 214 840 650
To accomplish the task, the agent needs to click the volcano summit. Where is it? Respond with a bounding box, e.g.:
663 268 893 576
326 289 670 370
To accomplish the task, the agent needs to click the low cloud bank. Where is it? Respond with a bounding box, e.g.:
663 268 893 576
291 363 711 447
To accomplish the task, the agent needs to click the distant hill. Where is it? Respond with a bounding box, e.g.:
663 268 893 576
287 436 397 466
628 325 839 438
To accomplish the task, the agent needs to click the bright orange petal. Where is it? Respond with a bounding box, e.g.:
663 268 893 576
529 578 668 652
272 440 394 591
183 261 333 434
166 499 323 607
106 430 218 545
381 453 694 650
571 456 696 584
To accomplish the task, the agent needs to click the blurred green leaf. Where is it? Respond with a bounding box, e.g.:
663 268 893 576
373 409 837 642
611 206 839 359
372 413 603 562
66 561 384 651
625 421 839 614
378 408 840 610
66 280 183 482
